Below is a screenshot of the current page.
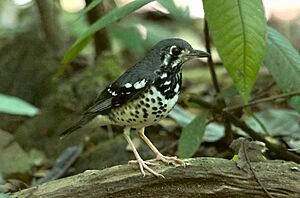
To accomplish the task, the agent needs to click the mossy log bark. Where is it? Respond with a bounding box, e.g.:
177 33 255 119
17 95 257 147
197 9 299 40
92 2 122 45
13 158 300 198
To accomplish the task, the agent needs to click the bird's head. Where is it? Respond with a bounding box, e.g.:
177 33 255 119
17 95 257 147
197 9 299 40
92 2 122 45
146 38 210 73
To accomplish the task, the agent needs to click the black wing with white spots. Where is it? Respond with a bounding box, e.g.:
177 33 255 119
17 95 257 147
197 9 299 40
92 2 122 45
85 66 157 115
60 65 158 137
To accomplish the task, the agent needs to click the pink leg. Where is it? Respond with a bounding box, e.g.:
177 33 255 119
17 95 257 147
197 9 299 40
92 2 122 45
123 127 164 178
137 128 185 166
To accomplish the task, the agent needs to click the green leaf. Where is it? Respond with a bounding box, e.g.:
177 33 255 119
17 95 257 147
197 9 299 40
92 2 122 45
0 94 39 117
232 154 239 161
178 114 207 158
61 0 154 65
264 27 300 113
203 0 266 103
0 193 13 198
57 36 92 76
264 27 300 92
112 26 145 55
289 96 300 113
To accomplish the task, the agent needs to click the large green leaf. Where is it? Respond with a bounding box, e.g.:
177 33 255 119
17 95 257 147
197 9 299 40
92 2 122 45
264 27 300 92
0 94 39 117
203 0 266 103
178 114 207 158
264 27 300 113
61 0 154 65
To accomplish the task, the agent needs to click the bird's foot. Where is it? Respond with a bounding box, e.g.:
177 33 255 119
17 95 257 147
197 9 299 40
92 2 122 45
155 154 186 167
128 159 165 178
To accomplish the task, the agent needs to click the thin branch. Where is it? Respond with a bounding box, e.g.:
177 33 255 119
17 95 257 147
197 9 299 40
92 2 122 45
241 139 273 198
250 82 276 101
189 96 300 163
224 90 300 112
228 112 300 163
203 20 233 144
204 20 220 94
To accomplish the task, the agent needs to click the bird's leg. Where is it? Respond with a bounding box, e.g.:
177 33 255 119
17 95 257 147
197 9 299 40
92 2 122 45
137 128 185 166
123 127 164 178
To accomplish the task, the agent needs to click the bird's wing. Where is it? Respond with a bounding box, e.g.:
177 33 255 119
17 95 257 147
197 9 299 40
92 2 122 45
85 67 156 115
60 66 157 137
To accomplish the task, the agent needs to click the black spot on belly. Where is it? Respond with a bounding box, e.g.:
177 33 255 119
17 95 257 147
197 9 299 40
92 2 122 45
145 103 150 108
135 110 139 114
157 97 162 101
145 98 150 102
152 107 157 111
142 108 147 112
149 89 154 95
158 101 163 106
151 98 156 103
140 100 145 105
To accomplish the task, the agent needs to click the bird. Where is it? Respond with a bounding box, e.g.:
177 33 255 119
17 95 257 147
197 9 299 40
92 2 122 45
61 38 209 177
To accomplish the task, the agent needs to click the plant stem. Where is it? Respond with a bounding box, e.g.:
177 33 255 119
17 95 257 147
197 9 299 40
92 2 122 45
224 90 300 112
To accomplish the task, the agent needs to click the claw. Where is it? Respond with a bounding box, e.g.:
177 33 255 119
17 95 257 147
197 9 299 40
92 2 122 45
130 159 165 178
156 154 186 167
136 128 186 168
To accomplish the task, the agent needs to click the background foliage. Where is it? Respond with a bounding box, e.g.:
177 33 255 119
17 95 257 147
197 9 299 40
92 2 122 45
0 0 300 194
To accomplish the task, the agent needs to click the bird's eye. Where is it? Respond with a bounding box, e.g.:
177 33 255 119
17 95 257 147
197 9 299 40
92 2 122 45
170 46 181 56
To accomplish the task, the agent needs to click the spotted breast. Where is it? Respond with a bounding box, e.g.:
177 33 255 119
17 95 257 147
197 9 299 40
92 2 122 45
108 72 182 128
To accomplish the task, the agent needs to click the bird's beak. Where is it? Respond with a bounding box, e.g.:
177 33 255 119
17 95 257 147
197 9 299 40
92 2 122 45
188 50 210 58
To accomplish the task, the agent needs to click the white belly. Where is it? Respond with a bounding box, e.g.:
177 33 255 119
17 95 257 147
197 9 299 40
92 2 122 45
109 86 179 128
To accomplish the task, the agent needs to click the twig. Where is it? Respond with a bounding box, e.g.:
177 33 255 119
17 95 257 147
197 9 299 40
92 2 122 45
250 82 276 101
227 112 300 163
241 139 273 198
224 91 300 112
204 20 233 144
189 96 300 163
204 20 220 94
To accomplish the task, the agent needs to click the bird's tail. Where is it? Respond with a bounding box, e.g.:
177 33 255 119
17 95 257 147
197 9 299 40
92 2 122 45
60 113 97 139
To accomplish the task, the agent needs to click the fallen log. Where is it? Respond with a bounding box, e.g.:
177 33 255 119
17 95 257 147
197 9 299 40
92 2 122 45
13 157 300 198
